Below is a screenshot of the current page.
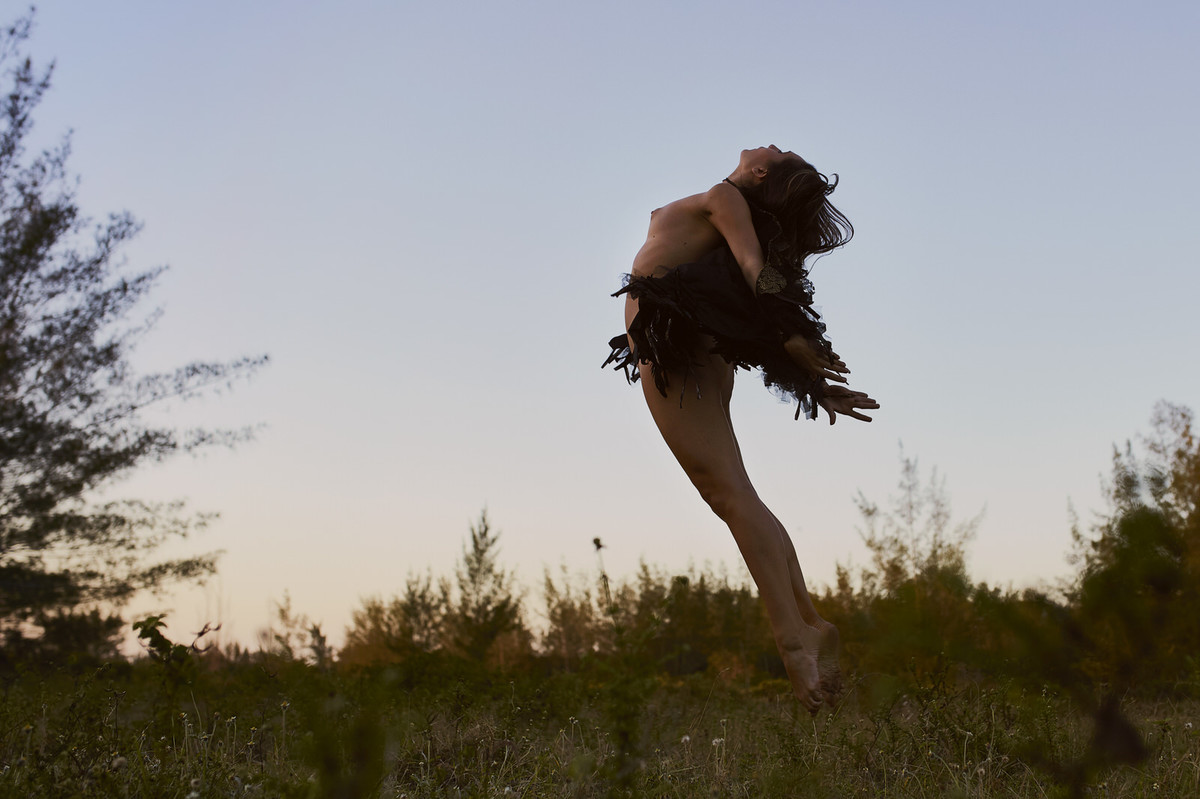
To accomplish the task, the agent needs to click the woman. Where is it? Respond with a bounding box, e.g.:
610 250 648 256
604 145 878 712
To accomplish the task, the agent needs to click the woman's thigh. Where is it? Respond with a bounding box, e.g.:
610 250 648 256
639 348 751 503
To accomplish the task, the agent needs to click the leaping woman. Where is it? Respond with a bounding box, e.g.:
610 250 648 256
604 145 878 712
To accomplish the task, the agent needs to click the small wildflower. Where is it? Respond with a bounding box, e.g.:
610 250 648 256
280 700 291 710
681 734 691 745
1153 783 1160 791
22 723 32 734
191 778 202 789
1187 722 1194 731
712 738 724 747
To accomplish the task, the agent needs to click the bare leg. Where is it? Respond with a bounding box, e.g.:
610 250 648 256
637 341 823 712
716 364 843 699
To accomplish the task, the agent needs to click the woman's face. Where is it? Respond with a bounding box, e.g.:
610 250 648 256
740 145 805 174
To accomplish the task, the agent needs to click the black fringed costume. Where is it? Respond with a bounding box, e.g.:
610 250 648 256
603 183 835 420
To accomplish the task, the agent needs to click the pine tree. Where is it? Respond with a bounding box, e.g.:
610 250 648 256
0 13 265 659
446 510 524 664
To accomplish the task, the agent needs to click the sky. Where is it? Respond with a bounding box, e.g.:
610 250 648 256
19 0 1200 650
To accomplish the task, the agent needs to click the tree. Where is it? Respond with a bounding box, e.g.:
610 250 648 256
541 565 601 672
1068 401 1199 687
0 14 266 658
444 509 526 666
340 571 445 667
852 446 984 597
821 446 985 679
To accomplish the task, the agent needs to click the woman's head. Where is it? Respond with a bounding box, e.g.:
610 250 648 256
733 146 854 267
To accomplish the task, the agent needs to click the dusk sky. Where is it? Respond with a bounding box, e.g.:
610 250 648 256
25 1 1200 649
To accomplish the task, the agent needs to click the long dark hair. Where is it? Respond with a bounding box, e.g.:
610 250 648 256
741 159 853 272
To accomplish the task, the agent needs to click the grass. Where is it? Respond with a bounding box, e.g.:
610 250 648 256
1 656 1197 798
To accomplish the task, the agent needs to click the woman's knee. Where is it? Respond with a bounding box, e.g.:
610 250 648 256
694 475 758 522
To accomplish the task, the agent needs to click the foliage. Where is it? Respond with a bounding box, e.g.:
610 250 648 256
343 510 530 670
7 403 1200 794
0 13 266 656
2 650 1196 798
444 509 527 665
820 446 985 681
852 445 984 597
340 571 444 667
1067 400 1200 692
541 564 602 672
260 591 334 670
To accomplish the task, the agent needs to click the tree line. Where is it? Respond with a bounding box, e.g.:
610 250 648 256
316 404 1198 703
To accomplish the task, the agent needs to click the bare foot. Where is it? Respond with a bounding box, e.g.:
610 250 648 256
780 628 823 714
814 622 843 703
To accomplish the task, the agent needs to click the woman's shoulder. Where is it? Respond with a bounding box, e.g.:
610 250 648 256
702 180 752 214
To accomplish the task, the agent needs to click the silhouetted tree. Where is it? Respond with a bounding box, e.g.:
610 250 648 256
0 14 265 660
853 446 983 596
1068 401 1198 688
822 447 984 679
444 510 527 666
341 571 445 667
541 566 601 672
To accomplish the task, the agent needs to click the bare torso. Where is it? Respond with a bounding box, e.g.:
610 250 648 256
625 189 734 331
630 191 727 278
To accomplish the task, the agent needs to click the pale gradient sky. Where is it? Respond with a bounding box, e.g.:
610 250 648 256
25 1 1200 648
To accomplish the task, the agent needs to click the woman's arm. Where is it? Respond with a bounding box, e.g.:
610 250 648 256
703 182 765 293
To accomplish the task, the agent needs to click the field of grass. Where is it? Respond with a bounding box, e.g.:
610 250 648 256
2 652 1197 798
